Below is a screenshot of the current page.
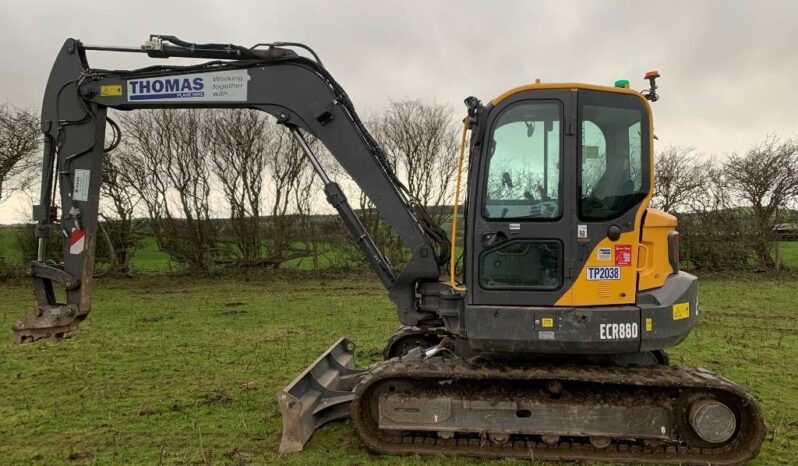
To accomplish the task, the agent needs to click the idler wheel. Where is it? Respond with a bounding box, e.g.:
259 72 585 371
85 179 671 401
689 399 737 444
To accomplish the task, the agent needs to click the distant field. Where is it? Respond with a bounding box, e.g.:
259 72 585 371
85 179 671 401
780 241 798 269
0 274 796 465
129 236 175 272
3 224 798 272
0 228 346 272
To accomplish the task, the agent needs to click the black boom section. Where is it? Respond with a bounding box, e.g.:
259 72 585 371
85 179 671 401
16 37 447 342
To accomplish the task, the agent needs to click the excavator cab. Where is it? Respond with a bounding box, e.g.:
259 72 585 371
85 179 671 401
469 88 646 304
431 83 698 358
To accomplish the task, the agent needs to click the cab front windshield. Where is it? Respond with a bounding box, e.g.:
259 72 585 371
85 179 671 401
483 100 561 220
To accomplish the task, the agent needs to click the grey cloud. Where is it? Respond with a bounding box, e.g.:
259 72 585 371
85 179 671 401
0 0 796 221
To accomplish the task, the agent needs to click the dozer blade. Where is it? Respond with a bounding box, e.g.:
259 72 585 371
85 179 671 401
277 337 366 453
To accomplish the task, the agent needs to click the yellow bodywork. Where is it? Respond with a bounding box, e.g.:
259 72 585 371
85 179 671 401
556 231 640 306
555 208 675 306
638 208 677 291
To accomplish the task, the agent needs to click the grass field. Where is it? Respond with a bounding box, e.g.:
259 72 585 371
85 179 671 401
780 241 798 269
0 228 22 264
0 273 796 465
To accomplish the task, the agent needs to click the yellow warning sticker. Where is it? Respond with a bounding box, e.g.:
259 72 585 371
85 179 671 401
645 318 653 332
541 318 554 328
672 302 690 320
101 85 123 97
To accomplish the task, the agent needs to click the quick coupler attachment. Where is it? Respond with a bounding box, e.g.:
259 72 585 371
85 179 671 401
12 264 83 343
277 337 366 453
12 304 82 344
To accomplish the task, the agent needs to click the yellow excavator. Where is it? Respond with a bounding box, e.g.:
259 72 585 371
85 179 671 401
14 35 764 464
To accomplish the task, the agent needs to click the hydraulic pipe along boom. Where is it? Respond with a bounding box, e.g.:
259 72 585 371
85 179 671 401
287 126 397 288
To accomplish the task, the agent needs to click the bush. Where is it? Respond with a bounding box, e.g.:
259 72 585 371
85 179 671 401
678 208 759 272
15 223 63 263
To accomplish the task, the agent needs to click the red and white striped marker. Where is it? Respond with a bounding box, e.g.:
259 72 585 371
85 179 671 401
69 229 86 255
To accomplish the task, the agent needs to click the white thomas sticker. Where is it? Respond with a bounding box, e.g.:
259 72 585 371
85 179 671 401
597 247 611 261
127 69 250 102
600 322 639 340
72 169 90 202
586 266 620 281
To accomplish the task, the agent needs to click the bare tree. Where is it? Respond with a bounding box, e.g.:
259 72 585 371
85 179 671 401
99 140 144 273
0 104 39 203
680 160 751 271
205 110 270 263
263 128 318 262
119 110 217 271
723 135 798 269
373 100 459 224
345 100 458 265
292 155 320 268
652 146 707 213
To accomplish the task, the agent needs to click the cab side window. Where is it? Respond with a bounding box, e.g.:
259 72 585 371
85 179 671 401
579 103 647 221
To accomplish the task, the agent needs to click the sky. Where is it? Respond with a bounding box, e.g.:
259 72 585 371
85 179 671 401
0 0 796 223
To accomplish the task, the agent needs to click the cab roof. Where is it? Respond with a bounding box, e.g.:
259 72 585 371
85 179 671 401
491 82 646 105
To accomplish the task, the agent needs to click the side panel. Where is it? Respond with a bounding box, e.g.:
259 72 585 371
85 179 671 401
557 229 639 306
638 272 698 351
639 208 677 291
463 271 698 354
464 305 641 354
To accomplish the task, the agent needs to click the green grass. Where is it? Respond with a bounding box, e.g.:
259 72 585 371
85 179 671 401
0 228 22 264
779 241 798 269
279 243 353 270
0 273 796 465
128 236 177 272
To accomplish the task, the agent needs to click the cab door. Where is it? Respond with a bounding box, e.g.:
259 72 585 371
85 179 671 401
559 89 652 306
466 90 576 306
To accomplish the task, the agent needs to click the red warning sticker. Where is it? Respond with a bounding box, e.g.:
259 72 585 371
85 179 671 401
615 244 632 267
69 229 86 255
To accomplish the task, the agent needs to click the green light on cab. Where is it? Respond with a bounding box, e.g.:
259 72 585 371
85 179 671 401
614 79 630 88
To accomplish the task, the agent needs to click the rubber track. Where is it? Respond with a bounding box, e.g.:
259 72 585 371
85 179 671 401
351 358 765 465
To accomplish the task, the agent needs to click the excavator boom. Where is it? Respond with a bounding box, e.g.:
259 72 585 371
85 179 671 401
14 35 448 343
